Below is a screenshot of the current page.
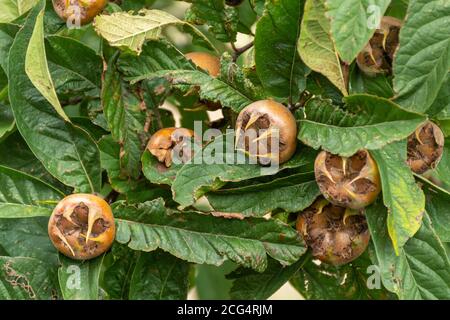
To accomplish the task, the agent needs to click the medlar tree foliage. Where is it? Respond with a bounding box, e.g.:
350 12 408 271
0 0 449 301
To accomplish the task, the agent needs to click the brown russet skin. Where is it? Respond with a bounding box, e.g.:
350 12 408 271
296 199 370 266
356 16 402 76
407 121 445 174
185 52 221 78
147 127 197 168
314 150 381 209
235 100 297 165
52 0 108 26
48 194 115 260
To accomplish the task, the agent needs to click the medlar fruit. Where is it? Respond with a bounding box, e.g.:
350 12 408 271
185 52 220 78
296 199 370 266
407 121 445 174
52 0 108 26
356 16 402 75
225 0 244 6
48 194 115 260
235 100 297 165
315 150 381 209
147 127 197 168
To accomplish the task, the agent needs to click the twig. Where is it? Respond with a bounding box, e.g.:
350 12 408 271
231 41 254 62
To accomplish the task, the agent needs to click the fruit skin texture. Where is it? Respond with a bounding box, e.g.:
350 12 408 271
314 150 381 209
407 121 445 174
296 199 370 266
356 16 402 76
48 194 115 260
52 0 108 26
235 100 297 165
147 127 197 168
185 52 221 78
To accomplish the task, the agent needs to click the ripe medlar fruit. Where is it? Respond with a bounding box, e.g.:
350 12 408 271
48 194 115 260
235 100 297 165
407 121 445 174
356 16 402 76
296 199 370 266
52 0 108 26
185 52 220 78
315 150 381 209
147 127 197 168
225 0 244 6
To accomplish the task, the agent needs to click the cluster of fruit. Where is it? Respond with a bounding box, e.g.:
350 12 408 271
47 1 445 267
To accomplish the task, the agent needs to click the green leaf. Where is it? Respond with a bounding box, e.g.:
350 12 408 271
0 256 58 300
184 0 239 42
366 201 450 299
93 9 214 54
298 0 347 95
172 133 317 208
426 73 449 117
0 166 63 218
0 217 59 265
142 150 181 186
228 257 306 300
114 199 306 272
349 66 394 98
129 250 190 300
25 6 69 122
58 254 105 300
8 1 102 193
0 103 14 141
195 262 235 300
421 178 450 242
254 0 308 100
290 252 395 300
393 0 450 113
0 0 39 23
298 95 426 156
0 23 19 72
102 58 149 179
431 139 450 191
206 172 320 217
325 0 390 63
98 135 139 193
371 141 425 253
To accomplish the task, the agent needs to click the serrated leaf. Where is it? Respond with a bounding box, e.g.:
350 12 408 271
93 9 214 54
371 141 425 253
172 133 318 208
58 254 105 300
255 0 308 100
0 0 39 23
129 250 189 300
298 95 426 156
8 1 102 193
393 0 450 113
184 0 239 42
0 256 58 300
113 199 306 272
206 172 320 217
25 7 69 122
366 201 450 299
0 165 63 218
325 0 390 63
298 0 347 95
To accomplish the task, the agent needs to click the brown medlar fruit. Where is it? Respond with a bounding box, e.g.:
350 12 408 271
407 121 445 174
315 150 381 209
147 127 198 167
185 52 220 78
235 100 297 165
296 199 370 266
356 16 402 76
52 0 108 26
48 194 115 260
